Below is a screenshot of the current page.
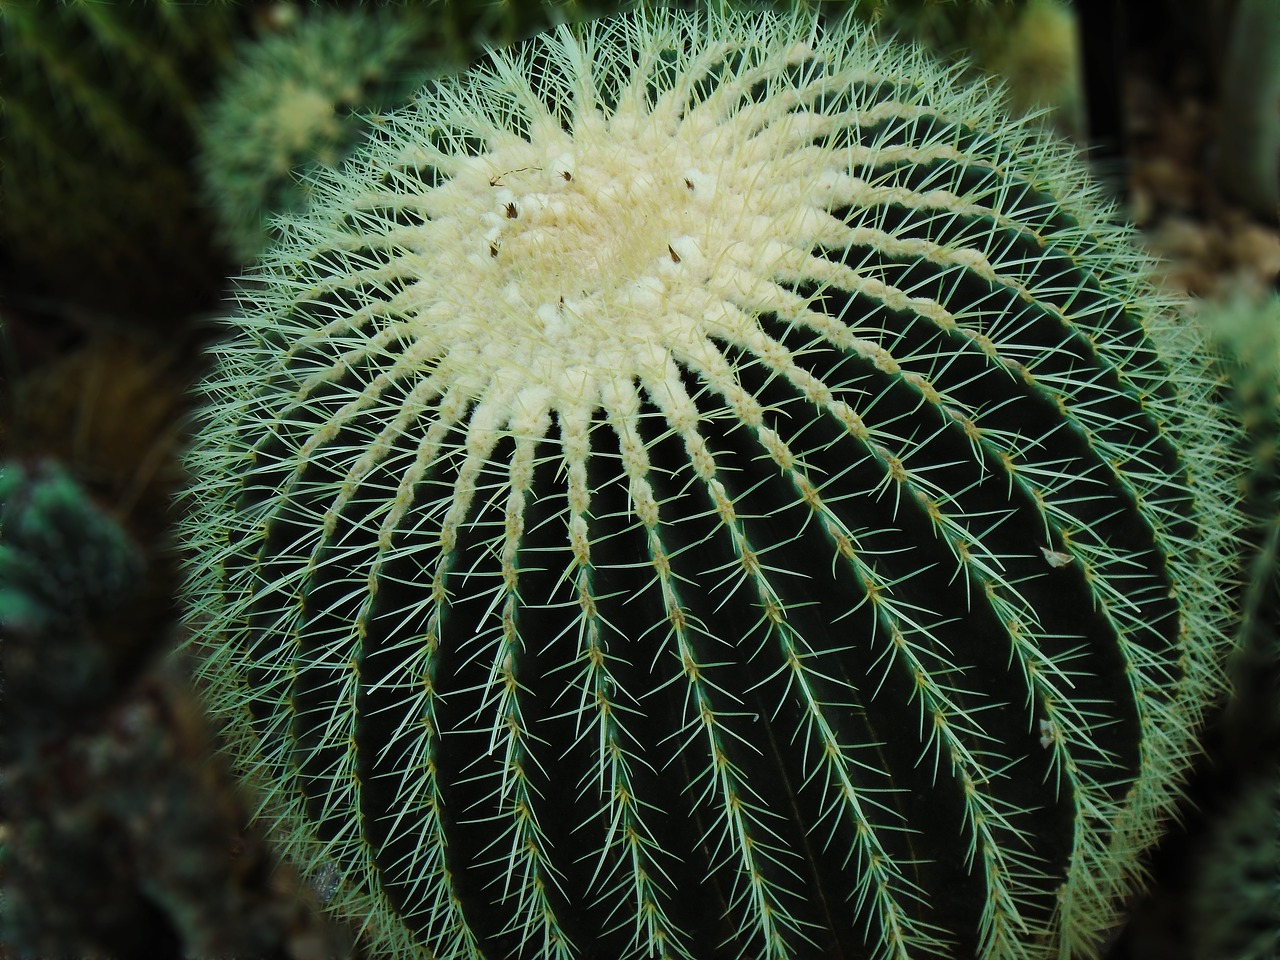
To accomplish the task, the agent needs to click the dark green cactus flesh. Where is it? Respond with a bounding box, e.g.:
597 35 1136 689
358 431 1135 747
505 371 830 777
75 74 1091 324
180 9 1241 959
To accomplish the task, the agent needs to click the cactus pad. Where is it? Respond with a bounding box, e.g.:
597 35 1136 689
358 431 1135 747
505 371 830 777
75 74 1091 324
181 9 1241 959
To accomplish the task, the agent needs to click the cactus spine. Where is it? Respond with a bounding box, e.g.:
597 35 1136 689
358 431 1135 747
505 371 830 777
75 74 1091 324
180 8 1241 959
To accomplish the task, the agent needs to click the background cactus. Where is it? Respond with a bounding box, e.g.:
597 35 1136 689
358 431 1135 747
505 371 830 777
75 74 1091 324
1216 0 1280 219
0 459 146 699
0 317 364 958
1187 770 1280 960
0 0 237 321
197 4 442 263
0 458 357 959
1202 293 1280 758
1175 293 1280 960
1 330 193 706
180 7 1241 959
197 1 658 264
978 0 1080 137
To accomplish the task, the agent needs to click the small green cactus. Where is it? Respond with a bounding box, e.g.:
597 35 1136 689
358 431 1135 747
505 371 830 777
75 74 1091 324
0 458 142 631
0 457 358 959
197 4 437 262
181 8 1242 959
0 459 144 722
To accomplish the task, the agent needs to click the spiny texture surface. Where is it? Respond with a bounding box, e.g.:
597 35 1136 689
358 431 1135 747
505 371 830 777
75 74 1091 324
181 9 1240 959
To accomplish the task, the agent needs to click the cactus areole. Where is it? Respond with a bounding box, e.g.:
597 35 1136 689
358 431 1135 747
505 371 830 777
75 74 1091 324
181 8 1239 959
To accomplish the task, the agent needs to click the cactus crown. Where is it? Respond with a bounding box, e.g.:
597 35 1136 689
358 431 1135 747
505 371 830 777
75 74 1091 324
181 7 1241 959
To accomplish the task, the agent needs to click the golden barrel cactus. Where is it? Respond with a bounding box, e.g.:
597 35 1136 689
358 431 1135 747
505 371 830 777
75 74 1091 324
180 8 1242 958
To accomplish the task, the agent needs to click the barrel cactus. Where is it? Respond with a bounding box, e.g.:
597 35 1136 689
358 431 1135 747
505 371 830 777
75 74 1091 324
180 7 1241 959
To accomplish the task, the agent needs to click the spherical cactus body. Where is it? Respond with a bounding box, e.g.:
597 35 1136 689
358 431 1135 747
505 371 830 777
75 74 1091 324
181 9 1241 959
